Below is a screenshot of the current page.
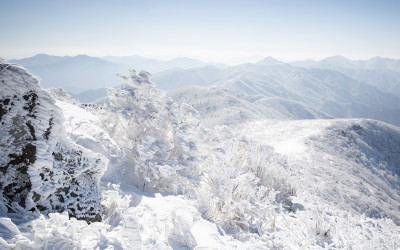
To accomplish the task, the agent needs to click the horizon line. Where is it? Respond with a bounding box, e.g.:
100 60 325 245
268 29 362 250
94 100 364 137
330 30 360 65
4 53 400 65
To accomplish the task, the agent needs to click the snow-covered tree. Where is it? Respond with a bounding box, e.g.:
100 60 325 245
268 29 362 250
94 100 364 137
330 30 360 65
94 70 201 193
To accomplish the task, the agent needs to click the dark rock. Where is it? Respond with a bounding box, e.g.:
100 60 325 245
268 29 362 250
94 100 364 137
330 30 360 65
0 61 107 223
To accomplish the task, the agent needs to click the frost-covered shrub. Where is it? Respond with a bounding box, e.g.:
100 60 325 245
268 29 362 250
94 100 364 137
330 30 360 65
46 88 79 105
196 126 296 235
92 70 201 193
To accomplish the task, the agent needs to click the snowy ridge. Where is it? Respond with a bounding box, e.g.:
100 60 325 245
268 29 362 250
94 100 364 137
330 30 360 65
242 119 400 224
1 63 400 249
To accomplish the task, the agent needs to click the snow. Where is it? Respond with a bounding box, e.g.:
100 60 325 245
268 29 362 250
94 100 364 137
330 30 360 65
242 119 330 156
1 61 400 249
242 119 400 225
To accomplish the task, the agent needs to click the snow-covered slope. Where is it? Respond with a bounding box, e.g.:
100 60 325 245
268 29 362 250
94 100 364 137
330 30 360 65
254 96 333 120
242 119 400 225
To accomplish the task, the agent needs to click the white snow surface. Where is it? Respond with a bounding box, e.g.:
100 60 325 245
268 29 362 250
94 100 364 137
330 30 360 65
1 66 400 249
242 119 400 224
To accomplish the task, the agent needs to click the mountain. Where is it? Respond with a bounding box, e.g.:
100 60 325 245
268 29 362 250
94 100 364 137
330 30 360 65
8 53 65 67
103 55 227 73
169 86 284 127
10 54 127 93
291 56 400 97
364 56 400 72
70 88 108 103
254 96 333 119
1 62 400 249
255 56 284 66
102 55 161 72
156 57 400 126
152 66 221 90
169 85 333 127
215 62 400 124
10 54 228 96
167 57 226 69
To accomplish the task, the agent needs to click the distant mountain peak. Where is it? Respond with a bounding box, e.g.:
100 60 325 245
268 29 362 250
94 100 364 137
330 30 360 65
34 53 52 57
320 55 356 68
322 55 351 63
256 56 282 65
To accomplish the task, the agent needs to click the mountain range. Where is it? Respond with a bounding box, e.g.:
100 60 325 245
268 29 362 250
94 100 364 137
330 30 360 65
9 54 227 94
290 55 400 97
166 56 400 126
1 60 400 248
8 54 400 127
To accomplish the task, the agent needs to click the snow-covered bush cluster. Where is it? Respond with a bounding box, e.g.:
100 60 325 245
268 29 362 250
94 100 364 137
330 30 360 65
88 69 202 194
195 126 295 236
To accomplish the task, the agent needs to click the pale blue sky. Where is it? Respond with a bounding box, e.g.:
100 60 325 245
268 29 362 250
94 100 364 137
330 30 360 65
1 0 399 63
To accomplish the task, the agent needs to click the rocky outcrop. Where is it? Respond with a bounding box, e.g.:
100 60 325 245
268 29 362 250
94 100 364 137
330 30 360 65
0 60 107 222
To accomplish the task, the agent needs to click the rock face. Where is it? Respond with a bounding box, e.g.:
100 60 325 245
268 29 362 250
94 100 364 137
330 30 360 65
0 60 107 222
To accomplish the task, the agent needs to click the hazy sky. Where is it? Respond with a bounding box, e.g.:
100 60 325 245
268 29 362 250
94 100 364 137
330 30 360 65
1 0 399 63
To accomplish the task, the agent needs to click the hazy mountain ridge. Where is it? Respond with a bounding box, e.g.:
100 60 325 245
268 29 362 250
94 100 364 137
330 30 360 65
168 86 284 127
292 55 400 72
9 54 227 96
9 54 400 126
103 55 227 73
159 57 400 126
153 66 221 90
10 54 127 94
291 56 400 97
